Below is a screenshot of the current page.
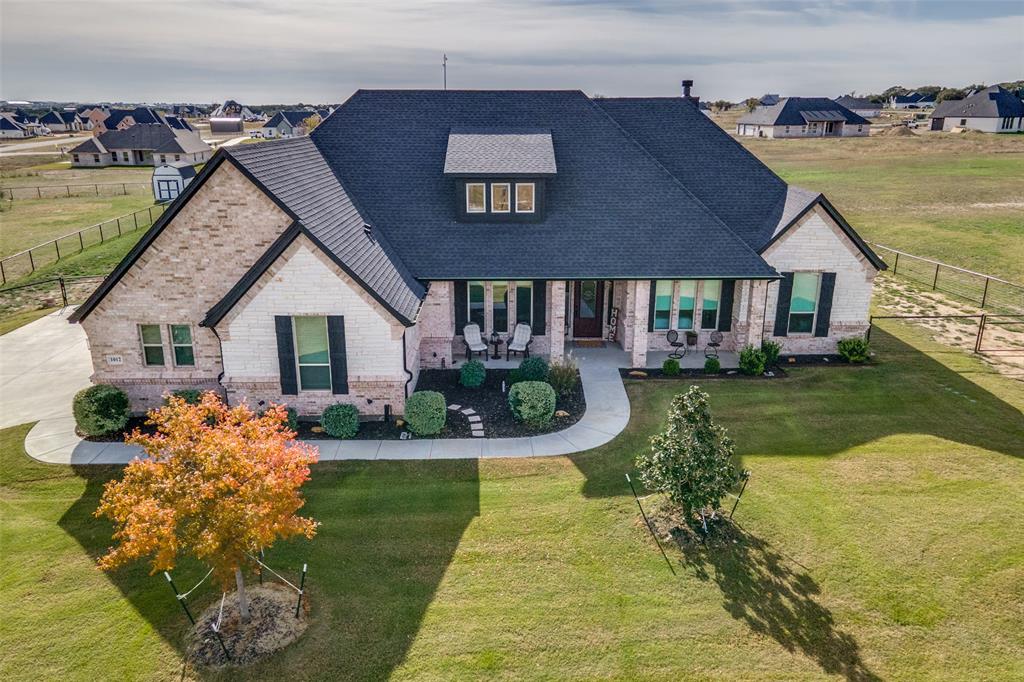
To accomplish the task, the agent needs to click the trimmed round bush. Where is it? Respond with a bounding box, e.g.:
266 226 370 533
738 344 766 376
662 358 681 376
760 339 782 368
405 391 446 436
165 389 202 405
460 360 486 388
704 357 721 374
508 381 556 427
516 356 549 383
838 337 871 363
73 384 130 437
321 403 359 439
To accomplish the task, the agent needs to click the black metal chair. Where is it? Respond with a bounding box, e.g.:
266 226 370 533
666 330 687 359
705 331 723 359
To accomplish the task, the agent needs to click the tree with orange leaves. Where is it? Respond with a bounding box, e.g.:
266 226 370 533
95 392 318 622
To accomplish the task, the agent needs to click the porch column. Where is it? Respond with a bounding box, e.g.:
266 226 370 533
417 281 454 368
630 280 649 368
737 280 770 348
548 281 566 362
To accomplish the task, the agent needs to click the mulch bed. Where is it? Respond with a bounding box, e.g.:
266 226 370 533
619 366 789 380
80 415 155 442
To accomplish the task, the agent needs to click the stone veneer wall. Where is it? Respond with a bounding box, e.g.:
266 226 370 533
80 160 292 413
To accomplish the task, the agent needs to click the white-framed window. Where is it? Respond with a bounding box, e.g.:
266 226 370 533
676 280 696 330
468 280 485 328
788 272 820 334
515 280 533 326
491 183 510 213
700 280 721 329
169 325 195 366
293 316 332 391
466 183 486 213
653 280 672 330
515 183 535 213
174 154 180 161
139 324 165 366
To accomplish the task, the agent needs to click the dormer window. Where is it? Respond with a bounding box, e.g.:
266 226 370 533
466 183 486 213
516 183 535 213
491 183 510 213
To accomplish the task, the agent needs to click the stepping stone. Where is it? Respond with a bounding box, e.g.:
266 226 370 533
461 408 476 415
448 404 461 411
471 431 485 438
468 415 481 423
471 423 484 431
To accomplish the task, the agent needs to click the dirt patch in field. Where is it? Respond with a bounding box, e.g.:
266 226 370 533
873 125 918 137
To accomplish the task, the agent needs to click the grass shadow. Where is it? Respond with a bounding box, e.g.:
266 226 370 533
56 457 480 680
679 523 879 682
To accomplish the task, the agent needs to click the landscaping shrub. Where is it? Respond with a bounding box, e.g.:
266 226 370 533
459 360 486 389
704 357 721 374
508 381 557 427
404 391 446 436
760 339 782 368
165 389 202 405
285 407 299 431
662 358 681 376
516 356 549 383
547 354 579 397
321 403 359 439
738 344 766 376
838 337 871 363
73 384 130 436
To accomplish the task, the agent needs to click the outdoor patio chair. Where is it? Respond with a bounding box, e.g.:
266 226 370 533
666 330 687 359
506 323 533 360
705 330 723 359
463 323 488 360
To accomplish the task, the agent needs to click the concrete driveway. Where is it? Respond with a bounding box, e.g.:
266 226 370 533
0 308 91 430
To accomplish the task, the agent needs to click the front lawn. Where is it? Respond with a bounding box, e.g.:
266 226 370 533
1 319 1022 680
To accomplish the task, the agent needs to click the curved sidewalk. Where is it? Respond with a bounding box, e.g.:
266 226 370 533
23 339 631 464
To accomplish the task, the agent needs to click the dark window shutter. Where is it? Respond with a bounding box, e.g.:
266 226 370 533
532 280 547 335
814 272 836 338
327 315 349 394
275 316 297 395
454 281 468 334
773 273 794 337
606 281 615 325
718 279 736 332
647 280 657 332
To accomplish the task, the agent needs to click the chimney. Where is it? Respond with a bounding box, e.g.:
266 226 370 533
681 79 698 105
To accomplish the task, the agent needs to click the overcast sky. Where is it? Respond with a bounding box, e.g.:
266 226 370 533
2 0 1021 104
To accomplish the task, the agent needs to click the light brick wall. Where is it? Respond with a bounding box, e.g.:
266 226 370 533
218 237 412 416
81 160 292 412
630 280 650 367
758 206 878 353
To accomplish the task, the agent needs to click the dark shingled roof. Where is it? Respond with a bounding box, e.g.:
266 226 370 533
931 86 1024 119
224 138 425 323
738 97 870 126
443 128 557 176
305 89 776 280
70 137 106 153
833 96 878 111
104 107 162 128
264 110 316 128
70 124 211 155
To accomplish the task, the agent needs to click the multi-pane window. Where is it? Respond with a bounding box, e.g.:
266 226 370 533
170 325 195 366
139 324 164 366
293 316 331 390
700 280 721 329
491 183 510 213
788 272 820 334
492 282 509 333
676 281 696 330
516 183 535 212
515 280 533 326
466 183 486 213
468 281 485 328
653 280 672 330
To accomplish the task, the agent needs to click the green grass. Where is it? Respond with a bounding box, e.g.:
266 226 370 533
0 306 60 335
739 134 1024 281
2 320 1022 680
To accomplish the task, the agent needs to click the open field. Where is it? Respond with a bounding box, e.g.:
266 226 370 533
2 319 1022 681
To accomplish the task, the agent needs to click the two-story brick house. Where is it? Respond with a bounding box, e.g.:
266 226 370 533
70 88 884 416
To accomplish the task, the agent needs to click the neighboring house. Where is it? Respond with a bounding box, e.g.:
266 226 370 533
78 106 110 131
888 92 935 109
736 97 870 138
94 107 164 133
164 115 195 132
69 124 212 167
0 114 31 138
261 110 317 138
758 94 781 107
69 88 884 417
153 162 197 202
833 96 882 118
929 86 1024 133
209 100 257 132
39 110 83 132
173 104 204 118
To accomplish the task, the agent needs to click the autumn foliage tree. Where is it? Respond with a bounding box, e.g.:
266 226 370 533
95 392 318 621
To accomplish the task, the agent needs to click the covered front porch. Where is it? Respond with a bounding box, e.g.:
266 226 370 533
450 341 739 371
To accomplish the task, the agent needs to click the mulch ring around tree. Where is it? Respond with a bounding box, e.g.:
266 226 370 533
641 497 743 549
187 583 309 668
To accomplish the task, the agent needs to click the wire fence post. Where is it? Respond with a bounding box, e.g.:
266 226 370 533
54 239 60 261
932 262 940 290
59 277 68 307
121 183 127 195
0 259 5 285
974 314 987 354
892 251 899 275
133 211 139 230
66 185 71 198
79 230 84 252
116 217 122 236
27 249 35 274
294 564 308 618
981 278 990 308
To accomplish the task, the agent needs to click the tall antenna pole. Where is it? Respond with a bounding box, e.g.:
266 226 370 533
442 53 448 90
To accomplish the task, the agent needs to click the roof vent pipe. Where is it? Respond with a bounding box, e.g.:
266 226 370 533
681 80 693 98
363 223 375 242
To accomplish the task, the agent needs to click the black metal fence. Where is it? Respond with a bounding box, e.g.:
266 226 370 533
869 313 1024 357
0 182 151 201
0 203 164 284
872 243 1024 315
0 275 106 319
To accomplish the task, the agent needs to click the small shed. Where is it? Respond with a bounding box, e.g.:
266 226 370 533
152 162 197 202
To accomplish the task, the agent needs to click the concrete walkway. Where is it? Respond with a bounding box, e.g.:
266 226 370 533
10 312 632 464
